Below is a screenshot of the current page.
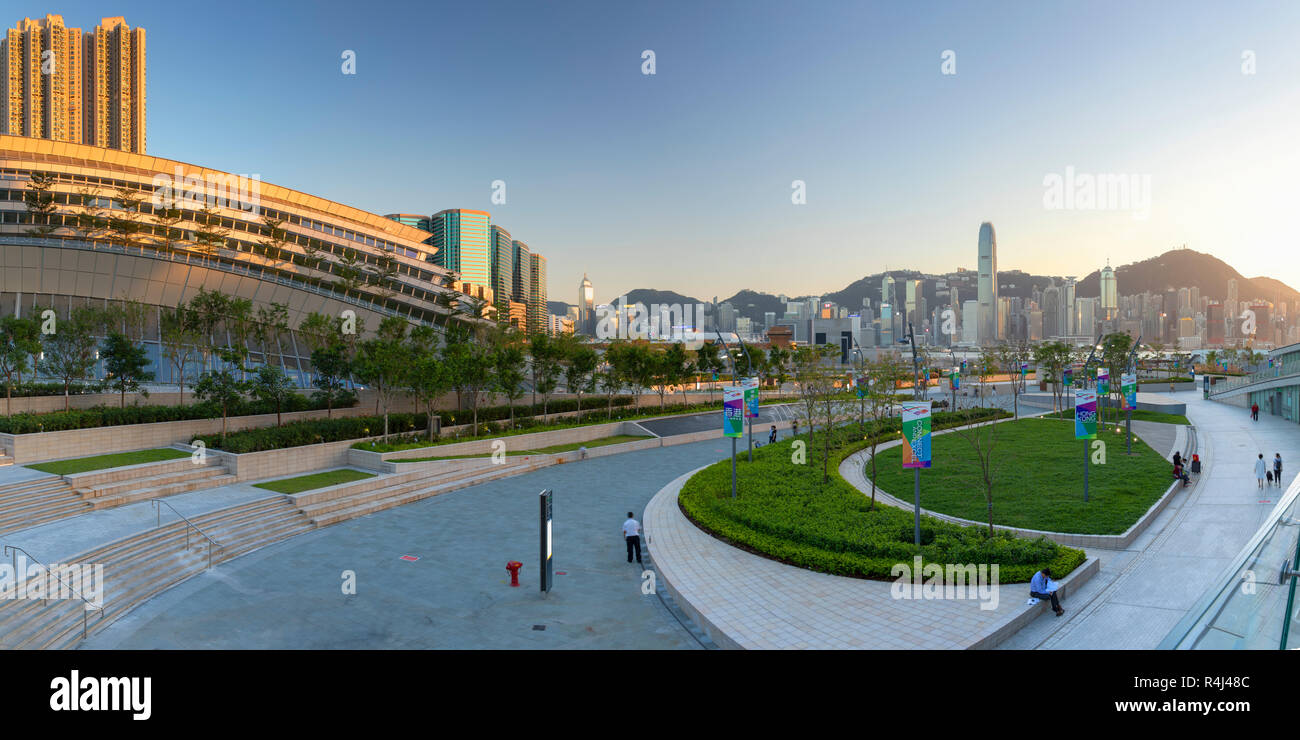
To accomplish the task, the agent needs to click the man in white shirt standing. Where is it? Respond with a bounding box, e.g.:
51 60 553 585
622 512 642 565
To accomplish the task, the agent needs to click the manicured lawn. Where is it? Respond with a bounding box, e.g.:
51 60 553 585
870 417 1172 535
391 434 652 462
677 409 1086 583
27 447 192 475
252 468 375 494
1045 408 1190 425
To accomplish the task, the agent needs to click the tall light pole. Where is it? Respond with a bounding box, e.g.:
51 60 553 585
716 331 740 495
1125 335 1141 455
851 338 866 436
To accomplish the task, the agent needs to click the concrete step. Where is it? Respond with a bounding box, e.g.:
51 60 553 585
80 465 229 500
307 464 535 528
0 454 13 466
0 478 70 505
88 473 239 510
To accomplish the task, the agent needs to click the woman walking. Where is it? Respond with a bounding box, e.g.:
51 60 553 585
1256 454 1268 489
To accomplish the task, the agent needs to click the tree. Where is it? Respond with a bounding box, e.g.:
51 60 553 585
192 205 229 263
952 348 1004 537
527 332 566 422
160 302 201 405
23 171 59 237
564 342 600 419
257 215 291 264
75 185 110 242
792 343 841 482
1100 332 1135 429
189 288 231 373
492 334 529 429
767 346 792 389
0 316 42 416
251 302 290 370
648 342 690 410
194 348 252 441
151 203 185 252
861 355 910 509
993 341 1031 420
1033 340 1071 413
694 342 722 404
352 317 409 441
405 325 450 440
310 342 352 418
250 363 294 427
442 328 494 436
101 332 154 408
39 306 101 411
225 297 255 379
597 344 629 419
108 185 145 249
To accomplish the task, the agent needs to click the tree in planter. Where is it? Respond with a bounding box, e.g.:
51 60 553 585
250 363 294 427
597 347 628 420
310 342 352 418
1099 332 1135 430
406 325 451 440
563 342 600 420
527 331 566 422
151 203 184 253
101 332 154 408
192 205 229 264
0 316 42 416
38 306 102 412
791 344 842 482
108 185 145 249
160 302 202 405
646 342 691 410
251 302 290 372
861 354 911 509
952 348 1004 537
352 316 408 442
194 348 253 442
23 171 59 237
76 185 111 242
189 287 231 374
442 329 495 437
491 332 528 429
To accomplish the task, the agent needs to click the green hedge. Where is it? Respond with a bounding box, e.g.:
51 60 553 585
0 382 98 398
196 412 427 454
0 392 357 434
679 409 1087 583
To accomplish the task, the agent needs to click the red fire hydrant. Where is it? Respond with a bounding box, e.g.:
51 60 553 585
506 561 523 587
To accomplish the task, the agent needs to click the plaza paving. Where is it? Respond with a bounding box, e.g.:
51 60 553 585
79 437 766 649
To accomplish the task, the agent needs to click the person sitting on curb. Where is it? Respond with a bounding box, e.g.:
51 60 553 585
1029 567 1064 617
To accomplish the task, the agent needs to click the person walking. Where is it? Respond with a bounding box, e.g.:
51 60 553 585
1252 403 1260 421
791 419 799 438
1255 454 1268 489
1275 453 1284 488
768 425 778 444
622 512 642 565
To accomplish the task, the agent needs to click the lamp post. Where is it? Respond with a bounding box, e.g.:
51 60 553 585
851 338 866 436
716 331 739 496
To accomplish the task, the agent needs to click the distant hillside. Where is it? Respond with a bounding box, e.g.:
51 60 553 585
1075 248 1297 304
719 289 792 322
607 288 704 308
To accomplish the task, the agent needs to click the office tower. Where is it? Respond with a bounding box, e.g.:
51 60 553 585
385 213 431 233
880 303 894 345
431 209 492 291
1190 286 1200 313
764 311 776 329
577 273 594 336
1061 277 1076 336
962 299 979 344
3 15 146 152
1076 296 1098 339
977 222 998 343
1226 278 1239 335
512 239 531 307
998 296 1011 340
1177 287 1192 319
1042 281 1060 338
718 302 737 332
528 252 547 334
490 225 514 315
882 274 896 308
905 279 922 327
1099 261 1118 321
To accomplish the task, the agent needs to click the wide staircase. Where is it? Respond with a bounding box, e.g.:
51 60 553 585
295 458 539 527
71 456 236 510
0 478 91 535
0 497 312 649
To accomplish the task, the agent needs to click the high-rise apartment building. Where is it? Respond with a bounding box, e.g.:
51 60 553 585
977 222 999 343
1 15 145 152
431 209 491 290
528 251 547 334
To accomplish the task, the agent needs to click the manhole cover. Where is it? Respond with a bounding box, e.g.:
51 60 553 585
532 625 546 631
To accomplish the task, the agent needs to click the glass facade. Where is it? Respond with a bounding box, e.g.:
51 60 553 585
431 209 491 288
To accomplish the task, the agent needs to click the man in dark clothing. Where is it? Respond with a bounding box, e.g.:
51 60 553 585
1275 453 1284 488
622 512 642 564
769 425 778 444
1252 403 1259 421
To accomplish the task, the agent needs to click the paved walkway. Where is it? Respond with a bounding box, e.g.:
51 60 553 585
79 438 757 649
1000 391 1298 649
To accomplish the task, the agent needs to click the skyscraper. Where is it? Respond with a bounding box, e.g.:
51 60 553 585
1060 277 1076 336
882 274 896 308
977 222 999 343
1042 281 1060 338
528 252 547 334
1099 261 1118 321
1 15 146 152
431 209 492 290
511 239 531 306
577 273 594 335
490 225 514 315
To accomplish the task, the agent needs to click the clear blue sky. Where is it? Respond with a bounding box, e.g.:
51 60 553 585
17 1 1300 304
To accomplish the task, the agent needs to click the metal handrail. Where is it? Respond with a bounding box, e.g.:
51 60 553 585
2 545 104 641
150 499 224 569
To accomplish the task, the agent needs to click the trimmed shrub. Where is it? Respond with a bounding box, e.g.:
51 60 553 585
0 393 359 434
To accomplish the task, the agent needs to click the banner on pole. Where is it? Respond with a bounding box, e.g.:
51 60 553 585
1097 368 1110 395
1019 362 1028 376
742 377 759 418
950 371 960 390
1063 367 1073 387
856 376 868 399
900 402 932 469
1121 372 1137 410
1075 390 1098 439
722 387 744 438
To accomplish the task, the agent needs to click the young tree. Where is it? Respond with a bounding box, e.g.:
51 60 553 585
694 341 722 404
192 205 229 263
1100 332 1136 429
39 306 101 411
0 316 42 416
310 342 352 418
189 287 231 374
403 325 449 440
257 215 291 264
160 302 201 405
225 297 255 379
151 203 185 252
792 343 841 482
527 332 566 422
108 185 145 249
597 343 629 419
492 334 529 428
23 171 59 237
75 185 110 242
861 354 910 509
564 342 600 419
251 302 290 370
648 342 690 410
994 341 1032 420
194 348 253 441
952 348 1004 537
250 363 294 427
442 328 495 436
101 332 154 408
352 316 409 441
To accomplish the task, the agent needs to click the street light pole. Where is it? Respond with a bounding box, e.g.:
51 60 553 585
717 331 739 497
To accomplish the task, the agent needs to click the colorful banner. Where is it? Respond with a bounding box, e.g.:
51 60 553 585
742 377 759 418
856 376 868 399
1075 390 1097 439
1121 372 1137 410
900 402 932 469
960 360 967 374
1063 367 1073 387
1097 368 1110 395
1019 362 1028 376
950 371 960 390
722 387 744 438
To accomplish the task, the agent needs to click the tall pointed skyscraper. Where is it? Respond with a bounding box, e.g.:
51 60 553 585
578 273 594 335
977 222 999 343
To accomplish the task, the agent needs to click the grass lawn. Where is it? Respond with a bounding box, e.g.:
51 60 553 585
1044 408 1190 425
28 447 192 475
252 468 375 494
391 434 651 462
870 417 1172 534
